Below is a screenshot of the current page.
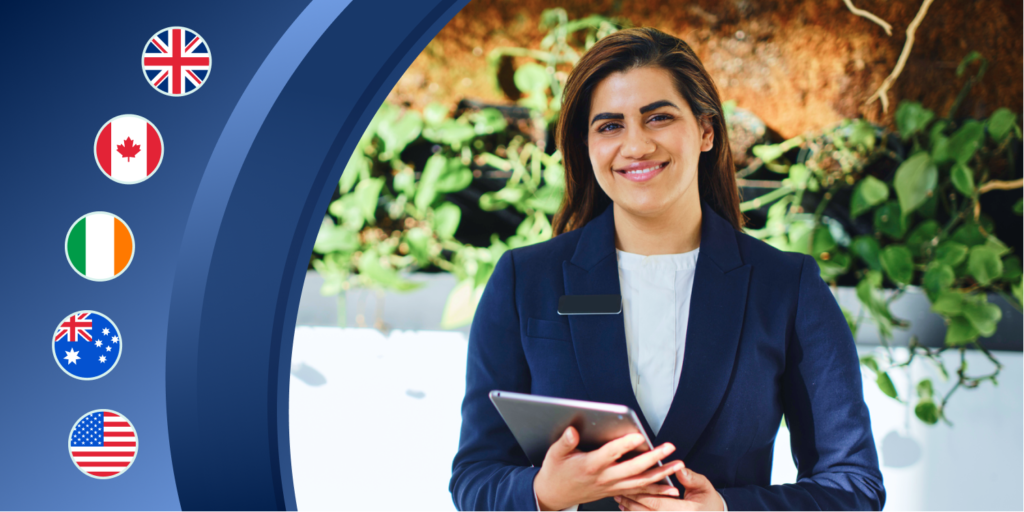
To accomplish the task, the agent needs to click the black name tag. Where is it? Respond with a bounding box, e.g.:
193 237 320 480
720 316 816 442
557 294 622 315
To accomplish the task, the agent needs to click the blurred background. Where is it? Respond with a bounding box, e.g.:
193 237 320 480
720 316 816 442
288 1 1022 509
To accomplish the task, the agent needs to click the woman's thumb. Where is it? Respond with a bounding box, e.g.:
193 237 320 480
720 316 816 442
559 426 579 451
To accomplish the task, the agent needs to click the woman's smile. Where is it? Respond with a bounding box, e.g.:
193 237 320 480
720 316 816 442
615 160 668 182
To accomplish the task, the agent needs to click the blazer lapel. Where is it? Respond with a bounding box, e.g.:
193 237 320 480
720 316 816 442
563 205 656 440
654 199 750 460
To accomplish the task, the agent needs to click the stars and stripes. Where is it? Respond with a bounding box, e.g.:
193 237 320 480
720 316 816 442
69 410 138 479
142 27 211 96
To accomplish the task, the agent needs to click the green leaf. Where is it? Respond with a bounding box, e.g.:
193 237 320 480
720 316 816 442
860 355 879 373
1001 255 1022 281
435 159 474 193
895 101 935 140
339 153 369 194
844 308 858 338
354 177 385 223
876 372 898 399
376 109 423 157
922 262 956 300
313 216 359 254
415 154 447 211
1013 198 1022 215
893 152 938 216
812 225 837 256
423 119 478 146
962 296 1002 337
936 240 969 266
945 315 979 345
404 227 432 266
906 220 940 258
956 51 984 77
986 107 1017 141
931 290 964 315
473 108 508 134
950 163 976 196
423 102 449 127
851 235 883 271
880 245 914 285
1014 277 1023 306
849 120 876 151
983 236 1010 257
526 185 564 214
440 278 485 329
433 202 462 239
850 175 889 218
967 245 1003 285
357 249 424 292
874 201 907 240
917 379 935 399
951 221 987 247
514 63 549 93
945 120 985 165
752 144 785 164
329 195 366 230
392 169 416 197
915 401 940 425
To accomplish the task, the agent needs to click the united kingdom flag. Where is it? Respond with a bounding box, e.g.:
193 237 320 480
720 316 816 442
142 27 211 96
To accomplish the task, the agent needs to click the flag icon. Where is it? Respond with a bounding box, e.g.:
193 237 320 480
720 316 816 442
64 212 135 281
52 311 122 381
94 114 164 184
68 410 139 479
142 26 211 97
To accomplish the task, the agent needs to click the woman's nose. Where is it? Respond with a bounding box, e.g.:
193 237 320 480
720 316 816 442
620 127 655 158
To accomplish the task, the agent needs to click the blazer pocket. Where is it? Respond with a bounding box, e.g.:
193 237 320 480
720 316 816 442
527 317 572 342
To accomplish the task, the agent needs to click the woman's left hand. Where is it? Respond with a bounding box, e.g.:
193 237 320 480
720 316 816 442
614 463 724 511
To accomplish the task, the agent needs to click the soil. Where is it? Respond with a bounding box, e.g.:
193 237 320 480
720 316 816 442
386 0 1023 140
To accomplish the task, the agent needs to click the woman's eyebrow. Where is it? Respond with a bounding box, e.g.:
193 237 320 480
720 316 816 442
590 100 679 126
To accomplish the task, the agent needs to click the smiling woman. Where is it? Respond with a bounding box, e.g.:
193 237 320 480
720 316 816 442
450 27 885 512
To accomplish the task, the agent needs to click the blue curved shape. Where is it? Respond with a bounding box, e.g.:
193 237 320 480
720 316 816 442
166 0 470 509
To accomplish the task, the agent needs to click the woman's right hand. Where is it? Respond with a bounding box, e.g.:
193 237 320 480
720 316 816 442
533 426 683 511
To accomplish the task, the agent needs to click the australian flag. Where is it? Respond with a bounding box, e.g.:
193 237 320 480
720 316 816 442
142 27 211 96
53 311 121 380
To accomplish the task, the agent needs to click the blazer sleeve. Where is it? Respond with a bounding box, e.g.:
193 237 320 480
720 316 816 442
717 254 886 511
449 250 541 511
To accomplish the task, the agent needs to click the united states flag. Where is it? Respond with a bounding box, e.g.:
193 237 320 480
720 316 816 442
142 26 211 96
69 410 138 479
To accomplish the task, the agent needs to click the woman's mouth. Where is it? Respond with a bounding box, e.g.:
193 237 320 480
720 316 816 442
615 161 667 182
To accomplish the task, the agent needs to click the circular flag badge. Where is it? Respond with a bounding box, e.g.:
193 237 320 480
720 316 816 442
142 26 211 97
53 311 122 381
64 212 136 281
68 410 139 479
94 114 164 184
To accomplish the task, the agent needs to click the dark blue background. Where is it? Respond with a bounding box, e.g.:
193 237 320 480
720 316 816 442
1 0 469 509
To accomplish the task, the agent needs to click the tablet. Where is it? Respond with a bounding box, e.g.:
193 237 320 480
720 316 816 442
489 390 673 486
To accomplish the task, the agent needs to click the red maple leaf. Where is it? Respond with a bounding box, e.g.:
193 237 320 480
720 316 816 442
116 137 142 162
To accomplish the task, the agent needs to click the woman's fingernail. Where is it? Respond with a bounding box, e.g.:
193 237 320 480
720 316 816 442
614 496 621 502
662 444 674 454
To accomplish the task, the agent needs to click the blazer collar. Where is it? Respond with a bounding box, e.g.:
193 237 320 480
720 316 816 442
563 198 751 459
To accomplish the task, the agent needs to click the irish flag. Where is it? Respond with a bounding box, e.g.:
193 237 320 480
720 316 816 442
65 212 135 281
94 114 164 184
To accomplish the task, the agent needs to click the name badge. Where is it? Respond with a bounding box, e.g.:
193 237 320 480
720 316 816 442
557 294 622 315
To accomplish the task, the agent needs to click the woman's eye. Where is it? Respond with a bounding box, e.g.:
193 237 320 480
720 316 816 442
649 114 672 123
598 122 622 133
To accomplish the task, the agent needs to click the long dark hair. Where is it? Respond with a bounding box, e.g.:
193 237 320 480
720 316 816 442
552 27 745 235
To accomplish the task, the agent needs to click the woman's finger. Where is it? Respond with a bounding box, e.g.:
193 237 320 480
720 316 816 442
603 443 675 481
623 483 679 497
589 432 647 468
615 494 653 511
613 460 683 492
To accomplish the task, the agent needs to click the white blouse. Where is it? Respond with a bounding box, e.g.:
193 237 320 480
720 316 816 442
537 246 729 512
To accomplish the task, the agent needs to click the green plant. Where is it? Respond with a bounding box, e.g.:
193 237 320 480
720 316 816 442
744 52 1023 425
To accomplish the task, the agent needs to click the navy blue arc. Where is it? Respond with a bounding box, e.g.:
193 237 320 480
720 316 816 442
166 0 471 509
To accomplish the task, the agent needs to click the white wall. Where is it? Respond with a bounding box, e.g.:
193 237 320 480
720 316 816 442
289 326 1023 511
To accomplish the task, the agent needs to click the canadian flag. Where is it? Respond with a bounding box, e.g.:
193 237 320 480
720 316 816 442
94 114 164 184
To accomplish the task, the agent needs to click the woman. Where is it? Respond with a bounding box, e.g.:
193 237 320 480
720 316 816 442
449 27 884 511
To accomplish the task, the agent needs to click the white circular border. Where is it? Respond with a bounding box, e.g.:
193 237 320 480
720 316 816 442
52 310 123 381
63 211 137 282
92 113 165 185
67 409 139 480
141 26 212 98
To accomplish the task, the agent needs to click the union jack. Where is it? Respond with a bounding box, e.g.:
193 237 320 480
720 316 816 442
142 27 211 96
55 312 93 342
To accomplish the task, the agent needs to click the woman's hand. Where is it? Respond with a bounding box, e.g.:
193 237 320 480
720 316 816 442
614 463 724 511
534 426 684 511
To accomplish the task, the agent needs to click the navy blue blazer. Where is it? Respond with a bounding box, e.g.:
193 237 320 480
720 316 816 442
449 198 885 511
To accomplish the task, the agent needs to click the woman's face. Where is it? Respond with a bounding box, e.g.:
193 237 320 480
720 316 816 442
586 66 713 219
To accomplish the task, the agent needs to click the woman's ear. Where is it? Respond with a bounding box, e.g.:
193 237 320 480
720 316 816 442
699 115 714 152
